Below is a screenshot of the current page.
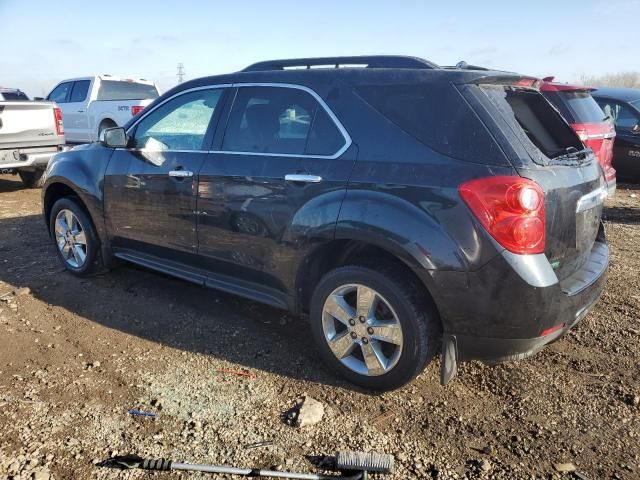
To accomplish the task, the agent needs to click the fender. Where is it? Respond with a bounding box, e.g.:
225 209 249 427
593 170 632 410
334 188 492 273
42 143 114 242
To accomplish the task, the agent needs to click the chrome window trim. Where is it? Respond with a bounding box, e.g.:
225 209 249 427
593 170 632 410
124 82 352 159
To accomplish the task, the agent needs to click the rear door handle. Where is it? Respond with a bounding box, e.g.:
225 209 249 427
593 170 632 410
77 110 85 113
169 170 194 178
284 174 322 183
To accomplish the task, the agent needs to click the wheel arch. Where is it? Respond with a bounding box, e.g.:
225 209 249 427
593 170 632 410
295 238 441 321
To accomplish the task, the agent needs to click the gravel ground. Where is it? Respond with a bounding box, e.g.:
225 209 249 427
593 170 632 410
0 173 638 480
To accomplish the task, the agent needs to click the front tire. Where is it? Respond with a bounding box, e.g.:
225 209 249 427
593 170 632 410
18 170 45 188
49 197 103 276
310 265 441 391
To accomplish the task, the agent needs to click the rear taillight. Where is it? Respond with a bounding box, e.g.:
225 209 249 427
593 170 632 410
131 105 144 116
459 176 546 255
53 107 64 136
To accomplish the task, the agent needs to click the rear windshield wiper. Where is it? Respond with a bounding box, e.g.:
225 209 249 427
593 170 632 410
550 146 589 162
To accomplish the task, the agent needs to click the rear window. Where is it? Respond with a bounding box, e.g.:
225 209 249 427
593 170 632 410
547 91 606 124
97 80 159 101
481 86 583 160
1 91 29 101
356 83 505 165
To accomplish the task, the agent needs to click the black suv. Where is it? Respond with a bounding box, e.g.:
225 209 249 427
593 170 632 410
42 56 608 391
592 87 640 182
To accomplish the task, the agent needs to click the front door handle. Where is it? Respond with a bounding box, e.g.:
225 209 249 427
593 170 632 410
169 170 193 178
284 174 322 183
77 110 85 113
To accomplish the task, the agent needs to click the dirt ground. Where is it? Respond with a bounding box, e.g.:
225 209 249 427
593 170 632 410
0 173 638 480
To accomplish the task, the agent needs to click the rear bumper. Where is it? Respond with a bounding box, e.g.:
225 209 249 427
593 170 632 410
0 146 66 172
423 239 608 364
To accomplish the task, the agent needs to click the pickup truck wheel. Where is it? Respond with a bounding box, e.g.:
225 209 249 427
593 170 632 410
18 170 45 188
49 198 102 276
310 265 441 391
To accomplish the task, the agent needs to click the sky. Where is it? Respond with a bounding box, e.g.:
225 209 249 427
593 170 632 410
1 0 638 98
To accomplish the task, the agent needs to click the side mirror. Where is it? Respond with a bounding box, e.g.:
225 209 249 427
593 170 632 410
633 124 640 134
100 127 128 148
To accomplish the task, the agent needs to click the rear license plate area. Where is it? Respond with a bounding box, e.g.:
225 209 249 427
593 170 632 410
0 150 19 165
576 207 600 252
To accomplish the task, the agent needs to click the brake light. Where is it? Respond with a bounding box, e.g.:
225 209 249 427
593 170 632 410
53 107 64 136
459 176 545 254
131 105 144 116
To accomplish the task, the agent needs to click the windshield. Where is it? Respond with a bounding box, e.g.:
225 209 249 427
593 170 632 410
97 80 159 101
560 91 607 123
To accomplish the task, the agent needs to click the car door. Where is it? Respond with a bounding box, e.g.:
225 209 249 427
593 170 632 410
197 84 355 297
103 86 228 266
64 80 92 143
596 98 640 180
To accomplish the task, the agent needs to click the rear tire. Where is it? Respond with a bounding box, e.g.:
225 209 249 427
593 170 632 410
310 265 441 391
49 197 103 276
18 170 45 188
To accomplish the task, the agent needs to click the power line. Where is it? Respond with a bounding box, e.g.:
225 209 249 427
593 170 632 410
177 63 185 84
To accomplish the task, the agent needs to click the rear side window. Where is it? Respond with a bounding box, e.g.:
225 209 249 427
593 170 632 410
97 80 159 101
481 86 582 159
222 86 346 156
48 82 72 103
356 84 504 165
69 80 91 102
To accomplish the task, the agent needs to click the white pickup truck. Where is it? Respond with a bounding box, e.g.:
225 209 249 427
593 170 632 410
0 93 66 188
42 75 160 143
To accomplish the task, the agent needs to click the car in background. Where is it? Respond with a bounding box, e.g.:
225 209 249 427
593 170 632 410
0 88 30 101
0 95 65 187
41 75 159 144
42 56 609 391
541 77 617 196
591 87 640 182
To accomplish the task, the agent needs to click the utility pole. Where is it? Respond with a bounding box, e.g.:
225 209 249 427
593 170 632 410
177 63 185 84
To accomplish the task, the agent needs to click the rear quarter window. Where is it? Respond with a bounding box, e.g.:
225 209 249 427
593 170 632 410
355 83 506 165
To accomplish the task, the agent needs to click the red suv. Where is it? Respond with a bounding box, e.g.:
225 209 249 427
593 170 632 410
541 77 616 196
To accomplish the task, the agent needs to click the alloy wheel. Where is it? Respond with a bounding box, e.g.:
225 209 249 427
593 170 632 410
54 209 88 269
321 283 403 376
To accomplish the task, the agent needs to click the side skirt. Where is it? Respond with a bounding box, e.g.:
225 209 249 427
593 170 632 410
113 250 290 311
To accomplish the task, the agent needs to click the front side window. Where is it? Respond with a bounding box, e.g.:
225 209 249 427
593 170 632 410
69 80 91 103
222 86 345 156
47 82 72 103
596 100 640 131
132 88 223 151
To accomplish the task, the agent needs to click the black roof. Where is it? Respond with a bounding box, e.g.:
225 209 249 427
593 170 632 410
159 56 534 101
591 86 640 103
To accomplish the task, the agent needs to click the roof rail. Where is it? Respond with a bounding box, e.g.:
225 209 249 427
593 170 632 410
242 55 439 72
